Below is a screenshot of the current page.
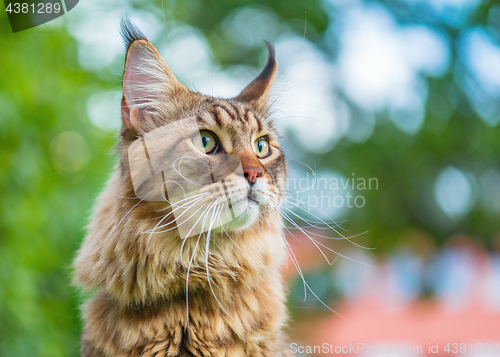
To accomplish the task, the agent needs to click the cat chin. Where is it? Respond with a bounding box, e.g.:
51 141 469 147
222 200 261 233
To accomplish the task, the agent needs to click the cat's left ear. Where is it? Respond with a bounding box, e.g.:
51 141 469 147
233 41 277 109
120 18 188 130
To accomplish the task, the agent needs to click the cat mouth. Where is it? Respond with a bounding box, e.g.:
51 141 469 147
247 190 260 205
247 196 259 204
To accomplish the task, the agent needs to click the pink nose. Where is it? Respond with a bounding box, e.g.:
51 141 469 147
243 167 263 185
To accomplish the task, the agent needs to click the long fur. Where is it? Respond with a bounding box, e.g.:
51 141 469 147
74 20 292 357
120 18 148 51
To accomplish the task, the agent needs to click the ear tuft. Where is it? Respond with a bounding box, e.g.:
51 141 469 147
233 40 277 108
120 17 148 52
119 19 188 131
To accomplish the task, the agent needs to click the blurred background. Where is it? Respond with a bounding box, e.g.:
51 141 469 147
1 0 500 355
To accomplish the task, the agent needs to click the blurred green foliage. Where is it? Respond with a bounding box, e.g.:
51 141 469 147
324 1 500 249
1 0 500 355
0 13 116 356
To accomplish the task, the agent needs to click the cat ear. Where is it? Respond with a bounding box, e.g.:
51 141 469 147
120 19 188 130
233 41 277 109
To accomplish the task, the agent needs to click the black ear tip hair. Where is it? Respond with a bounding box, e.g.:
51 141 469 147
119 16 148 50
263 40 276 59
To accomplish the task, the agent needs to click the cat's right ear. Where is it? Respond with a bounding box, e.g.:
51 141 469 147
120 19 187 130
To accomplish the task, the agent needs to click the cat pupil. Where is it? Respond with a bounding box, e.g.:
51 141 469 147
202 136 209 148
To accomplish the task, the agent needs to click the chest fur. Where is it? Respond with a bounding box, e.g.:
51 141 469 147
80 274 287 357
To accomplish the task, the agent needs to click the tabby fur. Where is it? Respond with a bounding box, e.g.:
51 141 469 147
74 19 292 357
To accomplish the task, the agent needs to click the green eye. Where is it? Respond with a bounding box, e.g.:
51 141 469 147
193 131 217 154
254 137 270 158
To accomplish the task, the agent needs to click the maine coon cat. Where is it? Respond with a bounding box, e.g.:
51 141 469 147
74 19 292 357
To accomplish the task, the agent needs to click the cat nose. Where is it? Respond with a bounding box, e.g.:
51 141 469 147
243 167 263 186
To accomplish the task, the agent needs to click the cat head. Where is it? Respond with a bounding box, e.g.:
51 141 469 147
116 19 287 237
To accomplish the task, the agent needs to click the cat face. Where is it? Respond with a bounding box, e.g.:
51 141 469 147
118 22 287 238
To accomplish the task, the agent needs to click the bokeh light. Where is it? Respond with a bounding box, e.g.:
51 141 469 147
2 0 500 355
